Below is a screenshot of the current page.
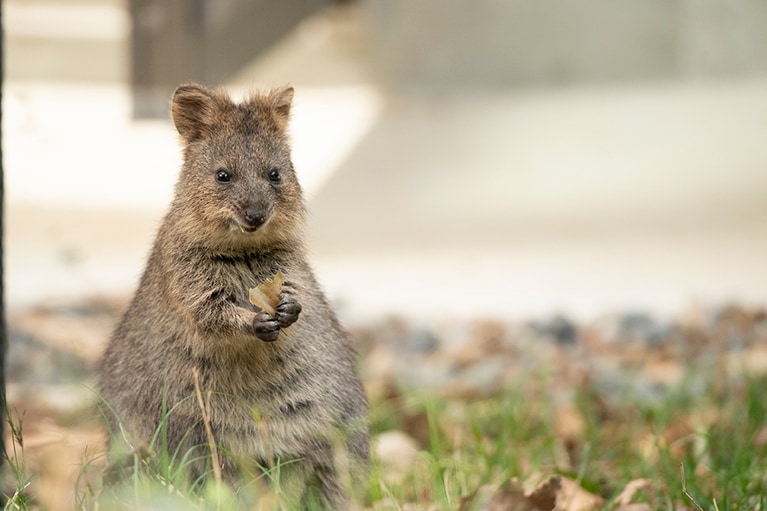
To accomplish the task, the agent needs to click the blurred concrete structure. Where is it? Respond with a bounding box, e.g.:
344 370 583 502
367 0 767 90
130 0 329 117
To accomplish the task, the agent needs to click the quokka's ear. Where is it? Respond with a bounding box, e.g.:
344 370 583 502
171 83 227 143
269 85 294 131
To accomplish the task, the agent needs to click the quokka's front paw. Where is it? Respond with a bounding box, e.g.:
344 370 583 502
253 312 281 342
251 282 301 342
275 293 301 328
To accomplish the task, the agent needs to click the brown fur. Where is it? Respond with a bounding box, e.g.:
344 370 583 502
98 84 369 508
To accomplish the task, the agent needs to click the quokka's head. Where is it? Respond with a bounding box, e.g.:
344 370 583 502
169 83 305 251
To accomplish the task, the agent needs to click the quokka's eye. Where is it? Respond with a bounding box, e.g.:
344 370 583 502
215 168 231 183
268 168 281 183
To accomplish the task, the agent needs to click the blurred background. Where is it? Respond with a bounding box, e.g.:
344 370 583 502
5 0 767 324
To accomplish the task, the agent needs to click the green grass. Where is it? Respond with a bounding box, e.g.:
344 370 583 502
364 370 767 510
83 383 312 511
4 411 35 511
3 368 767 510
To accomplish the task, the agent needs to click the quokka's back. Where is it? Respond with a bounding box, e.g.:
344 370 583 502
98 84 369 508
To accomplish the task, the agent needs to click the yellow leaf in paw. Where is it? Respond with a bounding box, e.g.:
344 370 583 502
248 271 284 316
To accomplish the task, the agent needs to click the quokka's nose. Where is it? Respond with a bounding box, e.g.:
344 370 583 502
243 209 266 229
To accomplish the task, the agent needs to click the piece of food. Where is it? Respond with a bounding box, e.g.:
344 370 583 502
248 271 284 316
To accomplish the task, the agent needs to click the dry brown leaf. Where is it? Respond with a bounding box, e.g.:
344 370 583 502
754 425 767 448
478 484 535 511
465 475 603 511
557 477 604 511
460 480 551 511
482 488 535 511
248 271 284 316
554 402 587 442
613 478 652 507
526 475 560 511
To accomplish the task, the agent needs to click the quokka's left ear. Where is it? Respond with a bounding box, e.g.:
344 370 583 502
171 83 232 143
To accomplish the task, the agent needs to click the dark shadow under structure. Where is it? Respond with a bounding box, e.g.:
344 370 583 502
130 0 329 118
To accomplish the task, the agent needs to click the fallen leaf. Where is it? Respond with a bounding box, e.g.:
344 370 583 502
557 477 604 511
523 474 603 511
476 484 535 511
526 475 560 511
613 478 652 507
460 479 553 511
554 402 587 443
248 271 284 316
481 488 535 511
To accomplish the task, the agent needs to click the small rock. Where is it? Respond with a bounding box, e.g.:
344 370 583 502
445 357 508 398
400 358 456 392
7 329 88 384
533 315 578 345
450 320 509 367
374 430 420 484
363 344 398 386
610 312 672 345
408 328 440 354
433 320 474 352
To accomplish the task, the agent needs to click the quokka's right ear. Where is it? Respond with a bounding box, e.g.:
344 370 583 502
171 84 226 143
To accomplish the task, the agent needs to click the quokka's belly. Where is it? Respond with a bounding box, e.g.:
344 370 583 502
214 410 333 463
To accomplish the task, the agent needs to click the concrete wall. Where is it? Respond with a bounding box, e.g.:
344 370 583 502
366 0 767 90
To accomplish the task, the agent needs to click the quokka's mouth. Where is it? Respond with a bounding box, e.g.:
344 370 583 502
235 216 272 234
238 224 259 234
